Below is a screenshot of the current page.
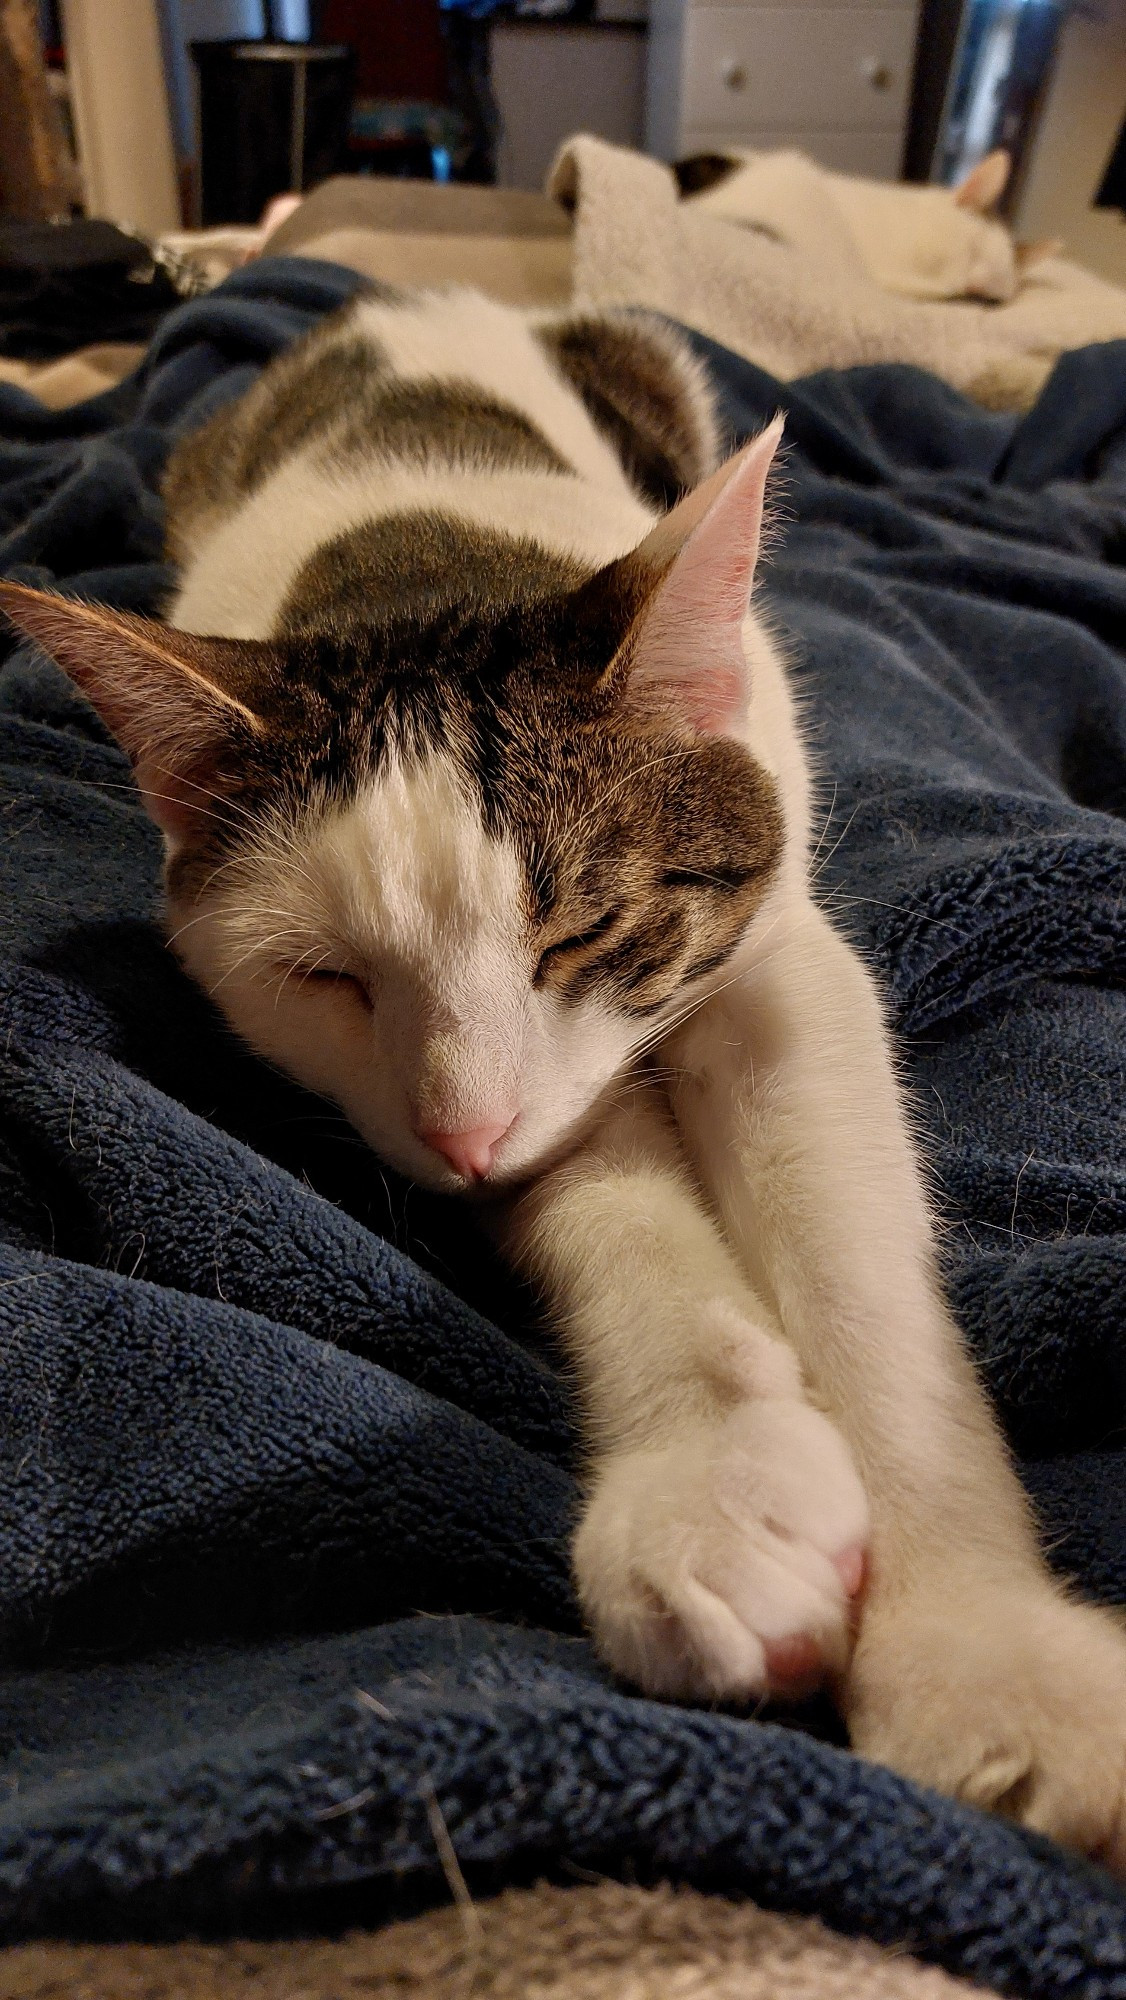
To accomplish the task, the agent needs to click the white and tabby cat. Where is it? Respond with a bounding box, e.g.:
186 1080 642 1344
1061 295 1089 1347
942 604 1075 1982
3 286 1124 1868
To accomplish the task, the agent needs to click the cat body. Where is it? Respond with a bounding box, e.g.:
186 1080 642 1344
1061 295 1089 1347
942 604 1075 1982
3 286 1124 1871
679 146 1051 304
159 289 807 1191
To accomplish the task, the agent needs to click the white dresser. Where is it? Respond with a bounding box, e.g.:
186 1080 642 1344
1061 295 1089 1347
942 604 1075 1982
645 0 921 180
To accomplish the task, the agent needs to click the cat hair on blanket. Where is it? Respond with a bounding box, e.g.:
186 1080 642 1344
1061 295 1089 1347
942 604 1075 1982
3 285 1124 1873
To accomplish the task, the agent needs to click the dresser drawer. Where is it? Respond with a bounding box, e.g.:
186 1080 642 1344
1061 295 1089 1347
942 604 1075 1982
683 8 916 132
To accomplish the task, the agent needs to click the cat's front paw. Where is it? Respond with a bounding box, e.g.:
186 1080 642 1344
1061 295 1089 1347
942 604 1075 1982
847 1583 1126 1874
574 1399 870 1702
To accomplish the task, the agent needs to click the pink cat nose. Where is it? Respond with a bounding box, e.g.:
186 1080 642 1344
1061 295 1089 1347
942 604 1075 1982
419 1117 514 1181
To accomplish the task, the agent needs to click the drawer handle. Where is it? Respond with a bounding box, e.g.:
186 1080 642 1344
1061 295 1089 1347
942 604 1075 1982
720 57 747 90
860 56 894 90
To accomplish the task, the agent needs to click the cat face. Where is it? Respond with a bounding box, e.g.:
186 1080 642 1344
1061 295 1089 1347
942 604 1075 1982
169 703 780 1190
0 423 784 1191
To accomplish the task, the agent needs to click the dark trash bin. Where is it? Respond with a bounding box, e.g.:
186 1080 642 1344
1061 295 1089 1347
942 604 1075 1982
191 40 355 226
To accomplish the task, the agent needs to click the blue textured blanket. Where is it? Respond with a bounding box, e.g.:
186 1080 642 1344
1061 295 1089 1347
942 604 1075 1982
1 260 1125 1992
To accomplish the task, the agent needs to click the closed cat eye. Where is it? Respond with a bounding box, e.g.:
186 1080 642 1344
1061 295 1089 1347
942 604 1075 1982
534 906 621 982
287 964 373 1008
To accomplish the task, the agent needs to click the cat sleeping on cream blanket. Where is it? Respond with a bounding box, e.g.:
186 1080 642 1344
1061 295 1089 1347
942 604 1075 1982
3 287 1123 1871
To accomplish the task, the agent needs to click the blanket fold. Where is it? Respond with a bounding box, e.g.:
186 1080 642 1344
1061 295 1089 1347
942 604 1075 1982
1 261 1125 1991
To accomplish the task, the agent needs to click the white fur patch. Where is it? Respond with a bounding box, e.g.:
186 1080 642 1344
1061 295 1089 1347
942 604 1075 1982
172 749 639 1188
356 289 633 490
168 459 654 641
168 287 657 643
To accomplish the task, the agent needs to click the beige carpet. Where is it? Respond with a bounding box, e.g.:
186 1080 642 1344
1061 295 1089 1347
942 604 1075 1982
0 343 144 409
0 1881 993 1998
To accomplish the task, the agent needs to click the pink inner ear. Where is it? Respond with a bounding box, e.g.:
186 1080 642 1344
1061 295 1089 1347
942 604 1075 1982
0 583 263 849
134 757 221 843
626 417 783 735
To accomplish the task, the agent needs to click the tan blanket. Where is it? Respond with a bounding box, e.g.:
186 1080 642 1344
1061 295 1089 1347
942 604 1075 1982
0 343 145 409
266 176 573 310
0 1881 991 1998
550 135 1126 410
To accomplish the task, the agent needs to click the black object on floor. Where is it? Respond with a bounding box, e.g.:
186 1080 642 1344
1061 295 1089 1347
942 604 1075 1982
191 40 355 225
0 220 187 360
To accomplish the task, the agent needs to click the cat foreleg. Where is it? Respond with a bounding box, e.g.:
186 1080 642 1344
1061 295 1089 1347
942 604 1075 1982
500 1084 868 1700
671 902 1126 1871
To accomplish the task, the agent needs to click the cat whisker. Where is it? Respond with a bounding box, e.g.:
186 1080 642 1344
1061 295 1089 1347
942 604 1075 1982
165 907 221 948
806 780 838 870
822 889 966 934
562 746 696 854
95 775 263 835
95 778 236 832
273 949 340 1009
625 903 792 1065
207 930 310 994
808 800 862 884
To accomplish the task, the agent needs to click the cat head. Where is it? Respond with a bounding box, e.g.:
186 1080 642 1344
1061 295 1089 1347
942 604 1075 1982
0 420 786 1192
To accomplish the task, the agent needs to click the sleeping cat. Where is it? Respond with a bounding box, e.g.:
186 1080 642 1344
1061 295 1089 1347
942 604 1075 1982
2 286 1124 1870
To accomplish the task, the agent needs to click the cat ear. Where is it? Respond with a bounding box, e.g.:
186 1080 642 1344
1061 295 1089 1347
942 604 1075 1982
614 414 783 734
0 583 265 843
955 150 1010 213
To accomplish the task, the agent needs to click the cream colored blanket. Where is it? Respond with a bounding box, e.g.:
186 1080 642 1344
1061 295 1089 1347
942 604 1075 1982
549 136 1126 410
1 1882 991 1998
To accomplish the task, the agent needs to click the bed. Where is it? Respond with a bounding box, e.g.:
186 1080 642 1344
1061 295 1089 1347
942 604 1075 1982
0 205 1125 1997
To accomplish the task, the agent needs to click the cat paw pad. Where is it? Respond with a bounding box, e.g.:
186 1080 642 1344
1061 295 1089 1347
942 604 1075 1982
574 1399 870 1702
